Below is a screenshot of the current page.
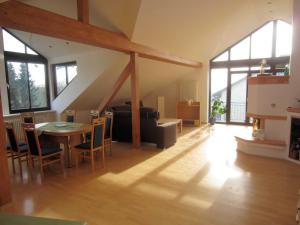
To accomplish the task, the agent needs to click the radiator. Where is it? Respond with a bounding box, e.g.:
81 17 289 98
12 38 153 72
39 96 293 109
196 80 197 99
4 111 56 142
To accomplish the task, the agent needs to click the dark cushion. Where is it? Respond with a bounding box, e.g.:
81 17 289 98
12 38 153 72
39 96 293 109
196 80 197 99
75 142 91 150
85 132 91 141
6 139 27 152
41 147 62 156
25 130 39 155
105 117 112 139
24 117 34 123
19 144 29 153
111 105 131 111
66 115 74 122
18 142 27 146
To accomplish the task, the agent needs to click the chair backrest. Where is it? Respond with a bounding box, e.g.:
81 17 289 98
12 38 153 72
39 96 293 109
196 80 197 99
89 110 99 123
5 122 19 152
22 123 41 156
21 112 35 123
91 118 105 150
104 112 113 140
65 110 76 122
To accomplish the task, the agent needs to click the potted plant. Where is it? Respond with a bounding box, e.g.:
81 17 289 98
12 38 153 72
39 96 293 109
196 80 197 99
209 98 226 125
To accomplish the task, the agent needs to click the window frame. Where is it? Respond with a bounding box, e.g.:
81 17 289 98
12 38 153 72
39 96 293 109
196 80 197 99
209 20 291 125
3 29 50 114
52 61 77 98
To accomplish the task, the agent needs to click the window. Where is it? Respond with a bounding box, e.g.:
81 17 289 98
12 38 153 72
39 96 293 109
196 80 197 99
2 29 49 113
53 62 77 97
230 37 250 60
250 21 273 59
213 51 229 62
209 20 292 124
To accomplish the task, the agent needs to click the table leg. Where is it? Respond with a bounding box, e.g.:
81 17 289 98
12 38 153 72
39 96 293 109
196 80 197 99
60 137 72 168
66 136 72 168
179 120 183 133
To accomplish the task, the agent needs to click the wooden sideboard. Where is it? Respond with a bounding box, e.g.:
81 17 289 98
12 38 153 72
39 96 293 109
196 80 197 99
176 101 201 126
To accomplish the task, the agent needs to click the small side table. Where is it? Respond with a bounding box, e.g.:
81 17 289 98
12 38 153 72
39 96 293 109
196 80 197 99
157 118 182 133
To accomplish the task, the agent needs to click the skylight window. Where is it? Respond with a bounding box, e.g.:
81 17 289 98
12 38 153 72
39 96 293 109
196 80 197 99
276 20 292 57
251 21 273 59
26 46 38 55
213 51 228 62
230 37 250 60
2 28 49 113
3 29 39 55
3 29 25 53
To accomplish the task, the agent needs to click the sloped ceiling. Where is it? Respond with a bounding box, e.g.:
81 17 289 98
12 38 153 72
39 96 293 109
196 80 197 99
90 0 141 39
2 0 293 112
9 0 141 59
132 0 293 61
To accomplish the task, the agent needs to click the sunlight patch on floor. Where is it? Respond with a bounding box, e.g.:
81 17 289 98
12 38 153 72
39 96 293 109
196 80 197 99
135 182 178 200
180 194 213 209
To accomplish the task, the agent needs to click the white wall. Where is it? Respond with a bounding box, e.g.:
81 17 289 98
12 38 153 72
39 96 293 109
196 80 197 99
49 49 127 114
143 82 178 118
248 84 290 116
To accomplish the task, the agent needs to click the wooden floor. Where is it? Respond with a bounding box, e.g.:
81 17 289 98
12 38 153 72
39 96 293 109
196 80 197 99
1 124 300 225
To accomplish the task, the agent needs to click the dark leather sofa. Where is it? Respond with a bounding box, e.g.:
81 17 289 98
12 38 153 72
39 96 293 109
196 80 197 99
111 105 177 149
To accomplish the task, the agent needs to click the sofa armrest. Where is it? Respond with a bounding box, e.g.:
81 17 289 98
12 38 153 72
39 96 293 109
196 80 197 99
156 122 177 149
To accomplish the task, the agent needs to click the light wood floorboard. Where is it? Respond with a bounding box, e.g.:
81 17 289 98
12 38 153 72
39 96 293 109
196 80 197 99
1 124 300 225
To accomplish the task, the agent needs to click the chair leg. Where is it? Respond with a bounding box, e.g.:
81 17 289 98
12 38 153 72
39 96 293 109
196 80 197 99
109 141 112 156
28 156 33 179
90 151 95 171
39 160 44 179
74 151 79 168
26 154 29 167
11 153 16 174
18 156 23 179
102 149 105 168
60 152 64 174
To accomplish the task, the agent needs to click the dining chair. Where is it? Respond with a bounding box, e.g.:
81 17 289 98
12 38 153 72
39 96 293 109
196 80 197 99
89 110 100 122
5 122 29 179
72 118 106 171
20 112 35 123
22 123 64 178
64 110 76 122
104 112 113 155
85 110 100 141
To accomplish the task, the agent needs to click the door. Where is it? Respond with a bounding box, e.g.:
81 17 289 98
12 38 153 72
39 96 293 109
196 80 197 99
229 72 248 123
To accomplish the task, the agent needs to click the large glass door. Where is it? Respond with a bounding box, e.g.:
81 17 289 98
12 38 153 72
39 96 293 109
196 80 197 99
229 72 248 123
210 68 228 123
210 69 249 124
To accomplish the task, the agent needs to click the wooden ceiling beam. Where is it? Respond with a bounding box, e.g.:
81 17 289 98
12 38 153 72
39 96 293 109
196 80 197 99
77 0 89 23
130 53 141 149
0 1 202 68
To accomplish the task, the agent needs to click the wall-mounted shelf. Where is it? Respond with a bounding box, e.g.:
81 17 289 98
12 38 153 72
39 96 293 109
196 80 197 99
248 75 289 85
246 112 287 121
287 107 300 113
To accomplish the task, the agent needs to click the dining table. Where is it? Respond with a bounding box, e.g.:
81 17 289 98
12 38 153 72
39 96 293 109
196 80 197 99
36 122 91 167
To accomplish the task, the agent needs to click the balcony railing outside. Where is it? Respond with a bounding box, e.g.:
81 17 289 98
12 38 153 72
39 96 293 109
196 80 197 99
230 102 246 122
215 101 246 123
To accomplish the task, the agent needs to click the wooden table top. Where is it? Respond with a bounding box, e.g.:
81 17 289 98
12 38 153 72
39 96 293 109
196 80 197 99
36 122 91 137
